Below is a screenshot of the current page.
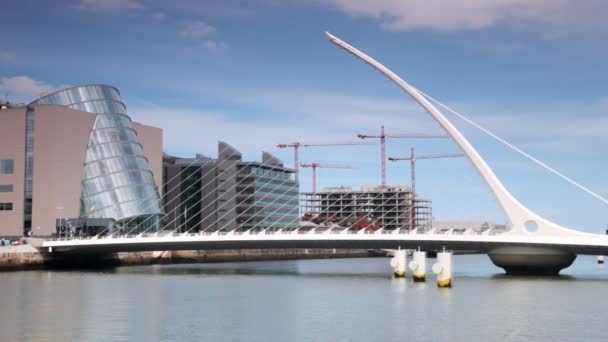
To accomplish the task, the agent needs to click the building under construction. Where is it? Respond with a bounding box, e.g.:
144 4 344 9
300 186 432 231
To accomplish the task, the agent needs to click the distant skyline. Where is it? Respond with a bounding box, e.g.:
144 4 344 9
2 0 607 232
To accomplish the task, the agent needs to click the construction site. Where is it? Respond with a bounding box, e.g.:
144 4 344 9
300 186 432 232
276 125 461 233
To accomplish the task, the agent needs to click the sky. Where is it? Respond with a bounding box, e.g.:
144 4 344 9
1 0 608 232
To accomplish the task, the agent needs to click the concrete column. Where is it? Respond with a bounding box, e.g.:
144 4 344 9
432 251 452 288
390 249 407 278
409 250 426 282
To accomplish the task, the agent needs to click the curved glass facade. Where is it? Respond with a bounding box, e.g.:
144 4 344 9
32 85 162 231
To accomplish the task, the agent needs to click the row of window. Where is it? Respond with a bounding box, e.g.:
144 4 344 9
34 85 122 107
89 199 161 220
236 207 298 216
245 166 293 180
83 184 160 211
69 100 127 115
0 203 12 211
1 159 13 174
244 198 299 207
84 155 150 179
83 170 155 197
254 179 298 191
252 189 299 198
85 141 144 162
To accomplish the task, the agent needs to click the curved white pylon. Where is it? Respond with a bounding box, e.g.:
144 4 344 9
326 32 585 237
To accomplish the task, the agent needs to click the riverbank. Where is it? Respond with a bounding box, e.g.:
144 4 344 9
0 245 384 271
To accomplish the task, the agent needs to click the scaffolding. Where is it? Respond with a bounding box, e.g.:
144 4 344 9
300 186 432 231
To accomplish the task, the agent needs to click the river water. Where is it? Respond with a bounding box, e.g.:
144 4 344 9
1 254 607 341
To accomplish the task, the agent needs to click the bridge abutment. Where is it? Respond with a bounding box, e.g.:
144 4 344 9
488 247 576 275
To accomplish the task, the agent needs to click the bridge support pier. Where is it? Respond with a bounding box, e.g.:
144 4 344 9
488 247 576 275
390 249 407 278
409 250 426 282
432 251 452 288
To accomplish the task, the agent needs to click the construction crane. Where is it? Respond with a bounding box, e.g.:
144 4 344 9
389 147 464 196
300 163 356 195
357 125 449 187
389 147 464 230
276 142 370 183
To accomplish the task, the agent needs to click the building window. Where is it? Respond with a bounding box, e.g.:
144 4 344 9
0 159 14 174
0 203 13 211
23 107 35 233
0 184 13 192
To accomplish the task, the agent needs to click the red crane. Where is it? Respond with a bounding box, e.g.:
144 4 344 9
300 163 356 195
357 125 449 187
389 147 464 229
276 141 370 183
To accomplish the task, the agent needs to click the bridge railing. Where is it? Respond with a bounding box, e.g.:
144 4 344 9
42 225 502 243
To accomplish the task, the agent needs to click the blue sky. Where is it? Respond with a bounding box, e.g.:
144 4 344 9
2 0 608 232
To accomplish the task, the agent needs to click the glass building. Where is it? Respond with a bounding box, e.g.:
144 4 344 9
30 85 163 232
236 164 299 231
163 145 298 233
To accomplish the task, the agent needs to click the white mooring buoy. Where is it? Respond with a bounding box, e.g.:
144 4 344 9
408 250 426 282
432 250 452 288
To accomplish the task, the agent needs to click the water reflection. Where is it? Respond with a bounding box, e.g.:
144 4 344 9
115 259 394 280
1 255 608 341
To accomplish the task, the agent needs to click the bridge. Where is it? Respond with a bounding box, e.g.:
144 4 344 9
42 32 608 276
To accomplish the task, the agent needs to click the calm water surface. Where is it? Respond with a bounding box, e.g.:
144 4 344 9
1 254 607 341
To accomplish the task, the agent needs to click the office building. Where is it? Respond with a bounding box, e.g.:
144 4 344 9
163 142 298 233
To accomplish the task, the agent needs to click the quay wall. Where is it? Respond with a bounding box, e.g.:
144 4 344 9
0 245 46 271
0 245 382 271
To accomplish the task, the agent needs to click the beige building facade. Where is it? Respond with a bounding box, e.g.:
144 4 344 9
0 85 163 237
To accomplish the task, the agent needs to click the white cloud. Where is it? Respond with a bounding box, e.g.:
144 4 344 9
76 0 144 12
0 76 67 103
466 103 608 141
130 107 337 157
452 39 527 55
202 40 227 52
322 0 602 32
180 21 216 38
128 87 446 159
179 21 225 52
173 82 441 132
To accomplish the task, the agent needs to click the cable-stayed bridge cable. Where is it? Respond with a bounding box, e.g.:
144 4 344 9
415 88 608 206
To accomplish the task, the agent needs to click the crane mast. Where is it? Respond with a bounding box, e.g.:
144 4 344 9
389 147 464 229
300 162 356 195
358 125 449 187
276 141 370 183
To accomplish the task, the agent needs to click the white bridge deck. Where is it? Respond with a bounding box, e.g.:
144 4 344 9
42 231 608 255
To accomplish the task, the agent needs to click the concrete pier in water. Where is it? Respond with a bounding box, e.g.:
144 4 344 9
432 251 453 288
391 249 407 278
409 250 427 282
